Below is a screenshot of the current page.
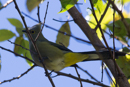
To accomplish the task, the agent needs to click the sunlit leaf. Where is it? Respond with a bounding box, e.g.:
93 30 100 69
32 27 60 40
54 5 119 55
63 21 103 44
0 29 15 42
26 0 44 12
56 22 71 47
117 0 130 4
7 18 23 28
111 78 130 87
88 1 113 39
84 0 86 3
59 0 78 13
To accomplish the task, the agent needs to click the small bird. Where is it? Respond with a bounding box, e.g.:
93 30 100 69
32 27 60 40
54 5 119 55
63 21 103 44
22 23 125 71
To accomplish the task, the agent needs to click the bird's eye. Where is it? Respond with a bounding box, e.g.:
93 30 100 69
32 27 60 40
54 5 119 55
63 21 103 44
31 30 35 34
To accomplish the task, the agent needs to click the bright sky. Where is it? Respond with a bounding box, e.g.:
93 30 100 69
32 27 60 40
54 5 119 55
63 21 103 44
0 0 129 87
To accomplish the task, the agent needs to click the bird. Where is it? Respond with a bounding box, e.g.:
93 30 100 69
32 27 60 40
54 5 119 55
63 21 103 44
22 23 125 71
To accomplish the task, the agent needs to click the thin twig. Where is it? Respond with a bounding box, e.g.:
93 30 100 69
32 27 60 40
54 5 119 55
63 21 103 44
0 0 13 10
104 30 130 49
89 0 121 75
0 45 36 64
21 12 128 52
0 65 36 84
104 66 115 85
112 1 118 86
94 2 110 30
13 0 55 86
89 0 113 58
53 18 73 22
7 40 36 54
76 65 100 83
55 71 110 87
35 2 49 41
37 5 41 23
101 61 104 82
74 67 83 87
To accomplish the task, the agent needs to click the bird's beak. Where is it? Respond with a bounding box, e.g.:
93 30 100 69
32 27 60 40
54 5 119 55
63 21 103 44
22 30 27 33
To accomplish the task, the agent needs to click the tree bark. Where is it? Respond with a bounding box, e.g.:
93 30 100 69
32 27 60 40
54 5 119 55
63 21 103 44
68 6 130 87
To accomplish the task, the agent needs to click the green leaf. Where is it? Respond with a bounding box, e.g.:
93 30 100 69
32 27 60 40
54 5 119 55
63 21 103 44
14 36 24 55
14 37 33 66
23 40 33 66
122 47 130 53
116 0 130 5
91 0 98 5
26 0 44 12
122 0 130 4
88 1 113 39
16 28 24 36
116 54 130 79
106 18 130 42
56 22 71 47
84 0 86 3
0 1 2 7
0 29 15 42
111 78 130 87
7 18 23 28
59 0 78 13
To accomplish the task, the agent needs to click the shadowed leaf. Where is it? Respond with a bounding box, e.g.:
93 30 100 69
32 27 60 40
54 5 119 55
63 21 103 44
14 36 24 55
116 53 130 79
26 0 44 12
56 22 71 47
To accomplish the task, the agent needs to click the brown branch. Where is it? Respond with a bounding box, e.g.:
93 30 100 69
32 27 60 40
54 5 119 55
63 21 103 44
55 71 110 87
53 18 73 22
0 0 13 10
104 30 130 49
94 2 110 30
35 2 49 41
89 1 124 84
68 6 130 87
37 5 41 23
101 61 104 82
0 45 36 64
13 0 55 86
74 67 83 87
76 65 100 83
0 65 36 84
89 0 113 59
7 40 36 54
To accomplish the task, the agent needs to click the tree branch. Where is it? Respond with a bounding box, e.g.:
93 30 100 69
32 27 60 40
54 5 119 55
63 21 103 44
55 71 110 87
0 65 36 84
68 6 130 87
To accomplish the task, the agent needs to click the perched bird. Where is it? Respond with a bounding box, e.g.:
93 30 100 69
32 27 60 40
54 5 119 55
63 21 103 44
22 23 125 71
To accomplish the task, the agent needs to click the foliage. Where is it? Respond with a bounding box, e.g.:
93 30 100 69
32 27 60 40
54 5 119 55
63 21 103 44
0 0 130 86
56 22 71 47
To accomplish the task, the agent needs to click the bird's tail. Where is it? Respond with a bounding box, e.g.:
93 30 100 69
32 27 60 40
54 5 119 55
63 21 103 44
64 51 125 67
79 51 126 61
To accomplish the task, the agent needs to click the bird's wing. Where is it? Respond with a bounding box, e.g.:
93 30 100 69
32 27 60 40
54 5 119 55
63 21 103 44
47 40 72 52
